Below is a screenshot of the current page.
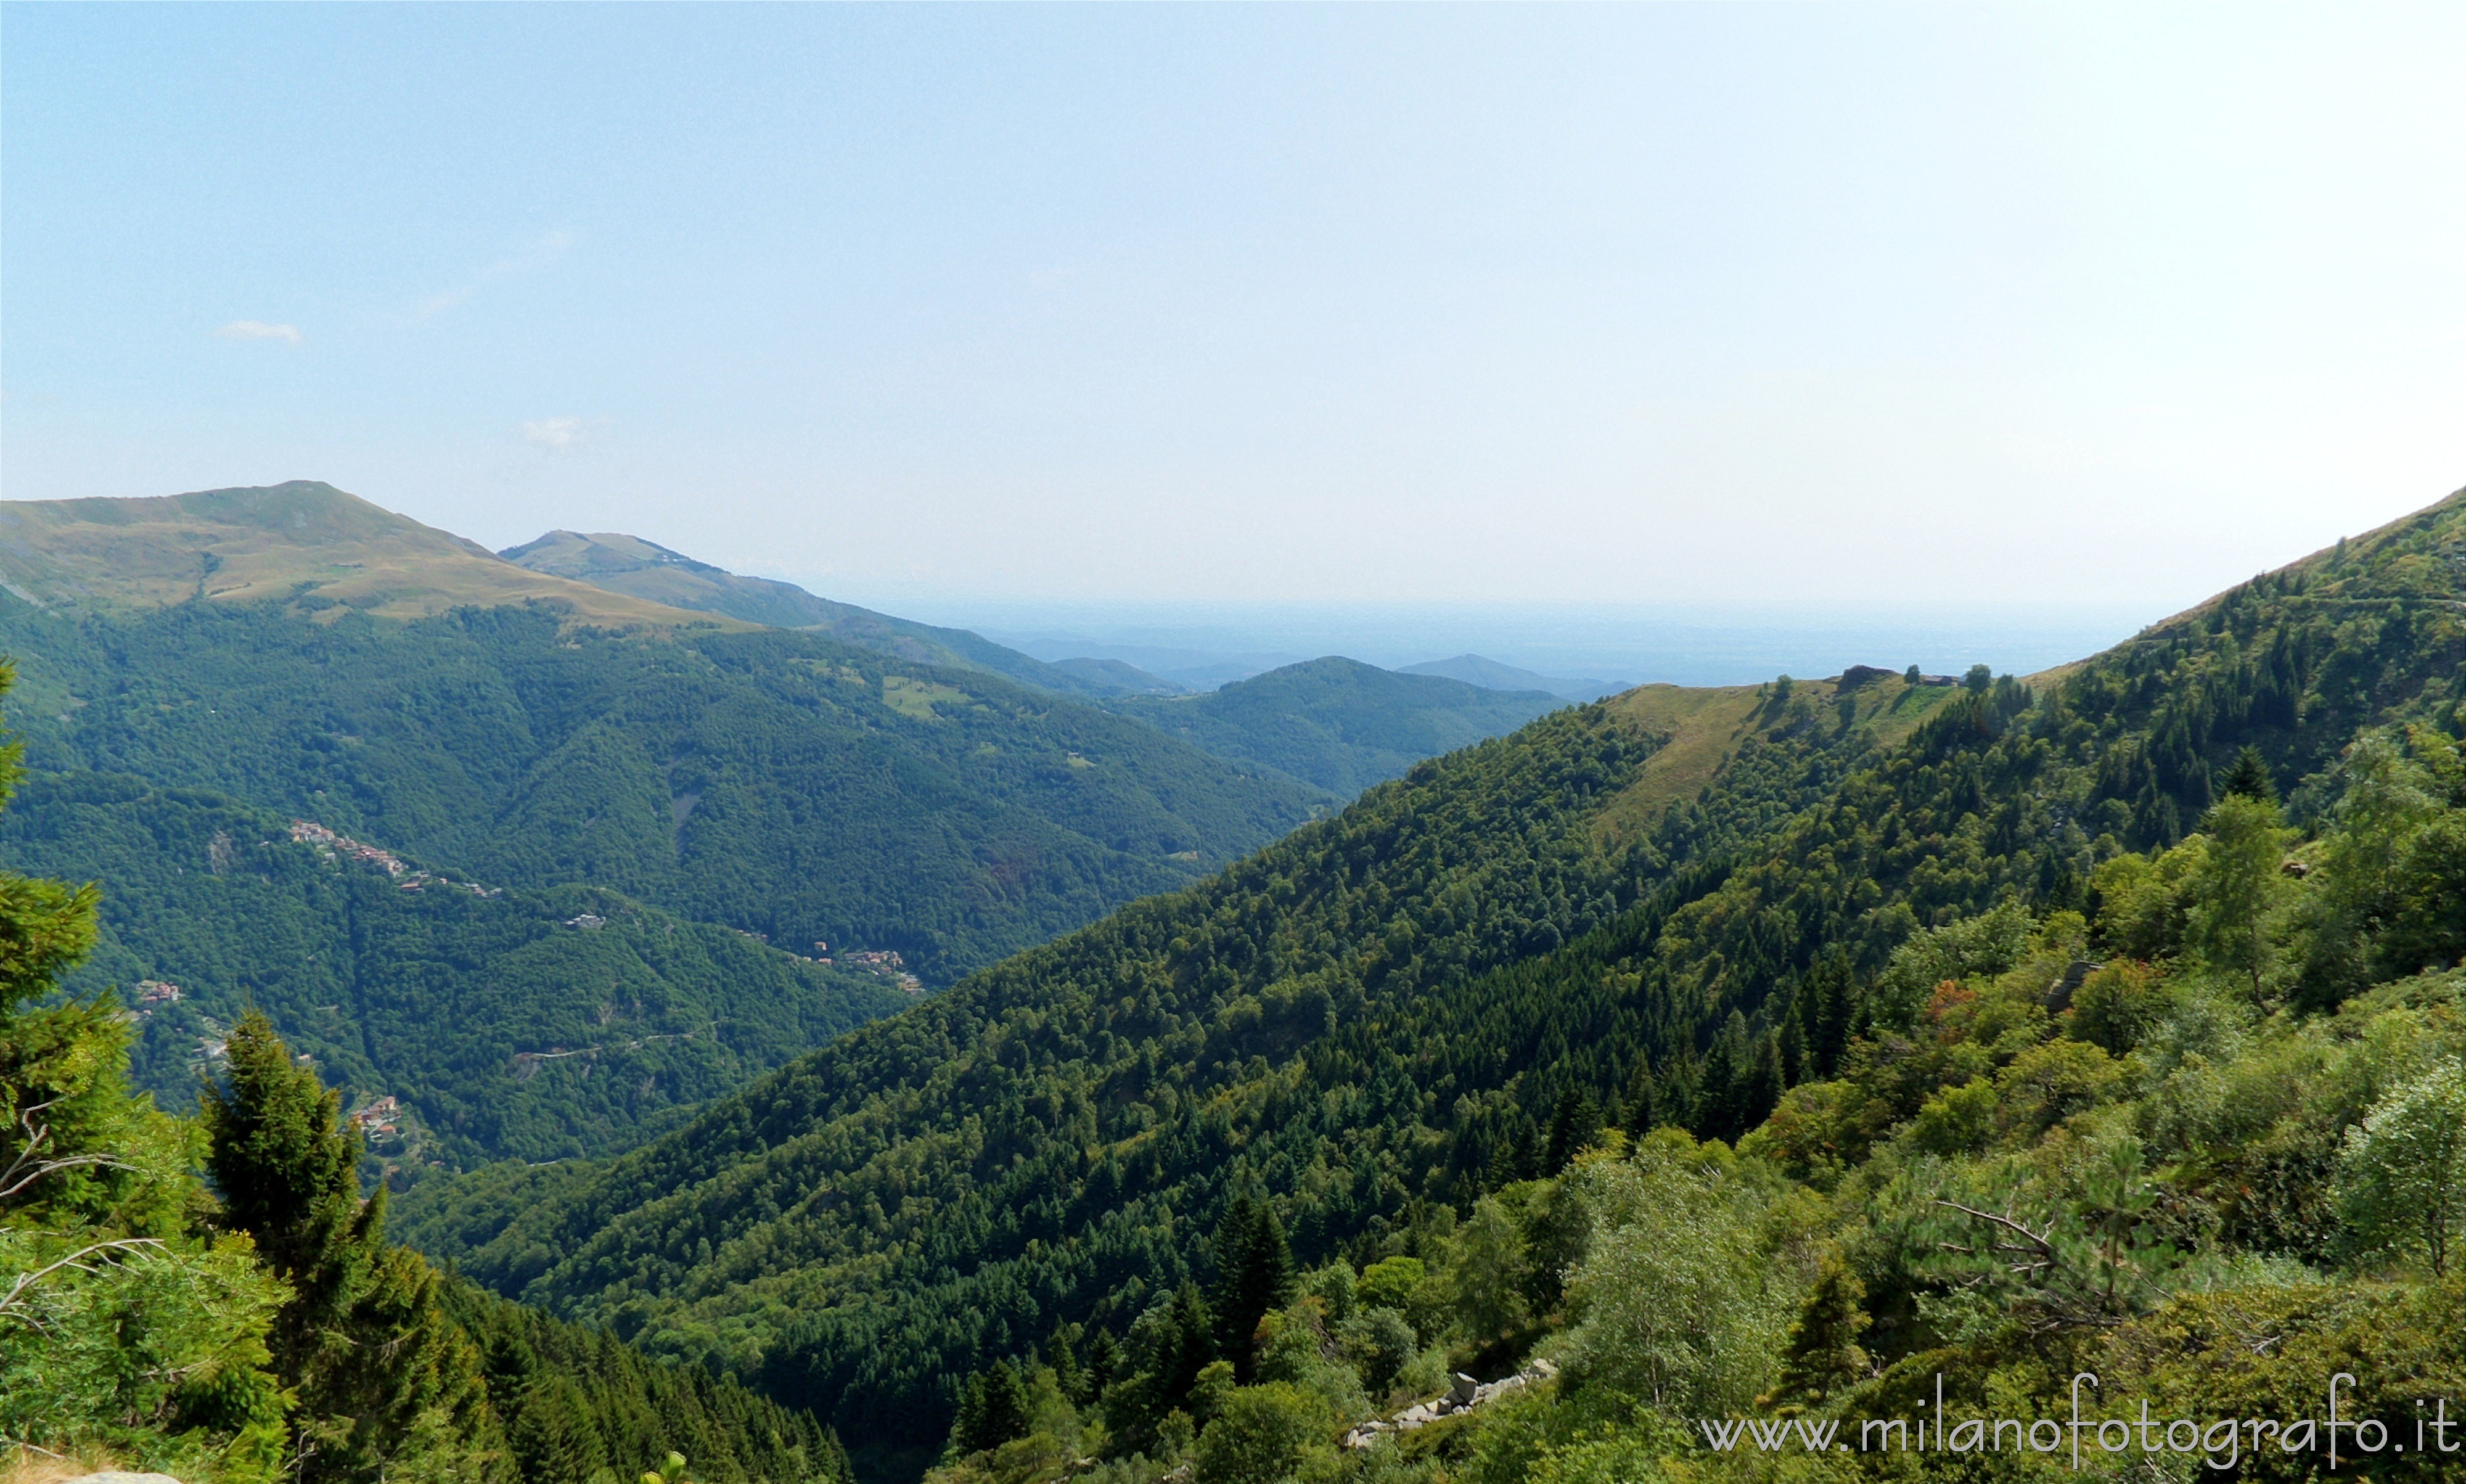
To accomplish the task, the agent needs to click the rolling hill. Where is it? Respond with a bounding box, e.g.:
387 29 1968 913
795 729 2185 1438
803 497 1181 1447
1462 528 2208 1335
0 594 1329 986
1395 653 1629 702
501 530 1179 699
0 481 732 629
392 487 2466 1463
1107 657 1568 796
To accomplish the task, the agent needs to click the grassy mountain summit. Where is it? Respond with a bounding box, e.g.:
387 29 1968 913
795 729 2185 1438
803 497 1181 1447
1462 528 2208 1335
395 487 2466 1467
1108 657 1568 796
501 529 1174 699
0 481 731 628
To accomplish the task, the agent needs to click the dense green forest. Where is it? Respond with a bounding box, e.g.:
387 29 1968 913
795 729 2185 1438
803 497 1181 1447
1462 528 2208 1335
0 670 853 1484
396 490 2466 1478
0 769 911 1168
0 598 1328 984
1105 658 1563 797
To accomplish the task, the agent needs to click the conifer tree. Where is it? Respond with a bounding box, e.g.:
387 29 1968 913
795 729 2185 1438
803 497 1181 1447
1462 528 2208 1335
1693 1013 1751 1142
2221 745 2277 802
506 1373 608 1484
1740 1033 1784 1134
1542 1086 1601 1173
1210 1197 1294 1380
1047 1325 1088 1407
1758 1252 1871 1414
1620 1062 1658 1138
1084 1326 1123 1398
202 1011 504 1484
949 1360 1030 1456
0 666 289 1474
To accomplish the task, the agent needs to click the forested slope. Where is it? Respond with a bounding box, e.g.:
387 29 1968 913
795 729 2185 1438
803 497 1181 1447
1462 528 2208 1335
1106 658 1564 797
0 666 856 1484
0 599 1327 983
0 769 911 1166
398 488 2466 1459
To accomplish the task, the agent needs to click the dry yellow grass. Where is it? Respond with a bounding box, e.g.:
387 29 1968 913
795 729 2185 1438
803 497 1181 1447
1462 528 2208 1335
1589 673 1958 846
0 481 745 631
1591 683 1772 843
1 1441 130 1484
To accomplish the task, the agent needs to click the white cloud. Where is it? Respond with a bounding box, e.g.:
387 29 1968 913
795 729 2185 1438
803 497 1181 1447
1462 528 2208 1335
522 416 597 451
216 320 302 343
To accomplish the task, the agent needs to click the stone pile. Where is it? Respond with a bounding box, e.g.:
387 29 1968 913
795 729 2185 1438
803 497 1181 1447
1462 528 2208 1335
1340 1359 1558 1449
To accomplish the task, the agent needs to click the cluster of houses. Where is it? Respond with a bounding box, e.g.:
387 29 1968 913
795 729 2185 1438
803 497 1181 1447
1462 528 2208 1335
839 948 926 993
289 819 409 875
289 819 496 896
350 1096 404 1139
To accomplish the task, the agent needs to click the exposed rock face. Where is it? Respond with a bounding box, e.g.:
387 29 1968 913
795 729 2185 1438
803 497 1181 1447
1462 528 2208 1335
1341 1359 1560 1448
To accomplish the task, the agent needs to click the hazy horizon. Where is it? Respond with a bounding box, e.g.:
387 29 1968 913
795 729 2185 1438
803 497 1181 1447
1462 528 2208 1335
5 5 2459 615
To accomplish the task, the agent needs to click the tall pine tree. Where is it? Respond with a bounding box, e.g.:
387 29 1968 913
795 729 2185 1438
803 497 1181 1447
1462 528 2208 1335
1209 1195 1294 1381
202 1011 506 1484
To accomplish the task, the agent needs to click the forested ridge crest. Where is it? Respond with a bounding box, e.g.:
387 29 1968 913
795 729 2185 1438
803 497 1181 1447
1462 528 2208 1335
398 489 2466 1453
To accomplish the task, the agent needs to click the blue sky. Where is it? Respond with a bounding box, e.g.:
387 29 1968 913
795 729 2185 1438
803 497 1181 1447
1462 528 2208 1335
4 3 2460 617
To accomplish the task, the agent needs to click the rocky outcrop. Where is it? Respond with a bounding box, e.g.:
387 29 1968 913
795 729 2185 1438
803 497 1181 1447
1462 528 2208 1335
1340 1359 1558 1448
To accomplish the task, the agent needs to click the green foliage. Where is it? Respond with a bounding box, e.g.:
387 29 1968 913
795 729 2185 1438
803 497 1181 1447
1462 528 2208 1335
1 769 911 1168
396 493 2466 1459
0 661 292 1481
202 1010 508 1484
1211 1194 1296 1380
1350 1257 1422 1316
0 1224 289 1482
2335 1058 2466 1276
443 1281 853 1484
1188 1382 1329 1484
950 1363 1032 1459
1756 1249 1870 1413
1558 1136 1816 1417
1919 1139 2188 1335
2182 791 2290 996
2 600 1325 986
1110 657 1562 797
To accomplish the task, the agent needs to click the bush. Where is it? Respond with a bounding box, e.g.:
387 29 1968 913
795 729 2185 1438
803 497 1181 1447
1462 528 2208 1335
1190 1384 1329 1484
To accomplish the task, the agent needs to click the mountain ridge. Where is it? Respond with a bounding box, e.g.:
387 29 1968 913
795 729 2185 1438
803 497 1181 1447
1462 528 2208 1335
1395 653 1628 702
500 529 1179 699
0 482 737 629
1106 656 1568 796
393 485 2466 1456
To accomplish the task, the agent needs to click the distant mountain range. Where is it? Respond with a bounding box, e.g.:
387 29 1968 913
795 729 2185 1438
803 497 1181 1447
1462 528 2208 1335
0 479 711 628
1107 656 1565 796
0 480 1592 1171
395 486 2466 1463
1395 652 1630 702
501 530 1183 699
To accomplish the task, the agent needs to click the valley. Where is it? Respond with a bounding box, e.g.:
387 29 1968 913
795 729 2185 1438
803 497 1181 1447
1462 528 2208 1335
395 492 2465 1476
12 17 2456 1484
7 480 2462 1484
